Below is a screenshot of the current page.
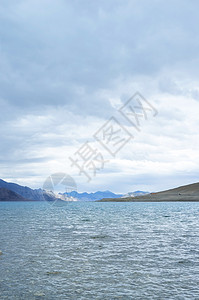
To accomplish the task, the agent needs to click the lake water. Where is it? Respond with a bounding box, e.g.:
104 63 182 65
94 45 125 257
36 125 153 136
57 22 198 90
0 201 199 299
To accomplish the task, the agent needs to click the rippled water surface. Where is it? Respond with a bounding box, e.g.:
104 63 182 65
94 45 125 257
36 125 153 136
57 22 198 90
0 201 199 299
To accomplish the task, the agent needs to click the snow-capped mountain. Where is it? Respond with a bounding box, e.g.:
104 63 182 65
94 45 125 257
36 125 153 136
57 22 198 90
121 191 149 198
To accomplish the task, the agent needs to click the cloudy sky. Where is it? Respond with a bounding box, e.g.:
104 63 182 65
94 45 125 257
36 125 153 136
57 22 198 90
1 0 199 193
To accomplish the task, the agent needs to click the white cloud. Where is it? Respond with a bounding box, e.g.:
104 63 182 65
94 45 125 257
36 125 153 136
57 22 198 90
1 0 199 192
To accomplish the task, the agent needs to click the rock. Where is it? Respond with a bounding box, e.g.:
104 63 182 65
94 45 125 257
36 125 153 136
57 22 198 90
46 271 61 275
0 251 3 255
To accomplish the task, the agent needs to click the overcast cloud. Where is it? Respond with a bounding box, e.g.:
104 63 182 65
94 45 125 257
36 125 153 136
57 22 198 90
0 0 199 193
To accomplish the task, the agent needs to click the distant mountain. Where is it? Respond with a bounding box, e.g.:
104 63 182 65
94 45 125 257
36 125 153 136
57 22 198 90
0 188 29 201
63 190 123 201
0 179 123 202
0 178 149 202
0 179 56 201
121 191 149 198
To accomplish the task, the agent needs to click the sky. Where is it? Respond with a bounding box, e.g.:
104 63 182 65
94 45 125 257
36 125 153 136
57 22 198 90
0 0 199 193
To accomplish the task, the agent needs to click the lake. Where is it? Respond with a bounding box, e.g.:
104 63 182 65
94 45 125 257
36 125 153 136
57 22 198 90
0 201 199 299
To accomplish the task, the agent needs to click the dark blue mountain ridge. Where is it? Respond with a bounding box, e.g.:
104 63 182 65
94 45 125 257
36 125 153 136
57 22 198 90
0 187 29 201
0 179 56 201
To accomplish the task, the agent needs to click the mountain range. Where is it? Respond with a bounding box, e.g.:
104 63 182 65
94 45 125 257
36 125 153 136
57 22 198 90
0 178 148 201
62 190 123 201
1 178 199 202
